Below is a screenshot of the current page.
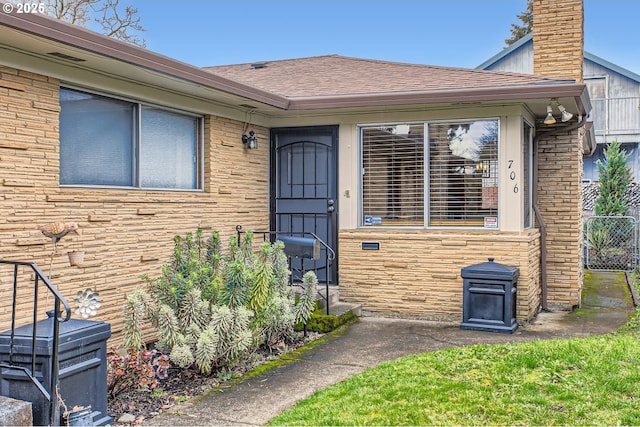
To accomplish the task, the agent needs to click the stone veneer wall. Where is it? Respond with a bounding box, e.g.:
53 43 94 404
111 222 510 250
537 129 584 309
338 229 541 322
533 0 585 310
533 0 584 83
0 65 270 344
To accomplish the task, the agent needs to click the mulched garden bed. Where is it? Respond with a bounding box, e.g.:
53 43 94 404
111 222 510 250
108 332 321 425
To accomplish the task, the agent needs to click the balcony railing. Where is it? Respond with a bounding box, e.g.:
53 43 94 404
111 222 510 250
590 96 640 139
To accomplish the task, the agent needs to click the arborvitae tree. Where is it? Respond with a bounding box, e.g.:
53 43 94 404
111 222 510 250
505 0 533 46
595 141 631 216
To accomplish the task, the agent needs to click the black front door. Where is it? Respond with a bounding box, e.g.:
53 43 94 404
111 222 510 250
271 126 338 284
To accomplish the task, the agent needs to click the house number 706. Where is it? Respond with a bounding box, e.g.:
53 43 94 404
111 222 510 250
508 159 518 193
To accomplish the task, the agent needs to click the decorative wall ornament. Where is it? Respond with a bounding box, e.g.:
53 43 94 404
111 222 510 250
74 288 101 318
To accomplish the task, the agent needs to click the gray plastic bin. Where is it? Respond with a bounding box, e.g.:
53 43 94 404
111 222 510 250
461 258 519 333
0 318 111 426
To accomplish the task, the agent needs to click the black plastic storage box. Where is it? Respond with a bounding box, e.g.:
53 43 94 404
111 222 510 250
0 318 111 426
461 258 519 333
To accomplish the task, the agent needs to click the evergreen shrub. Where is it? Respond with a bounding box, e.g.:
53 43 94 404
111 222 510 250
123 229 317 374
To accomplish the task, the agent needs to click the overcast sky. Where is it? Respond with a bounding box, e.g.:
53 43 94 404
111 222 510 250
124 0 640 75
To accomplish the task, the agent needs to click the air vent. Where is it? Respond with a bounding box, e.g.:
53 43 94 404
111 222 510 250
250 62 267 69
47 52 86 62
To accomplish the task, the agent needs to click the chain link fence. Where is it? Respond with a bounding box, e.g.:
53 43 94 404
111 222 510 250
585 216 637 271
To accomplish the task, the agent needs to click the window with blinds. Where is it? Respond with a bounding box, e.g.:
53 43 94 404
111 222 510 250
361 124 424 226
360 120 500 228
428 120 499 227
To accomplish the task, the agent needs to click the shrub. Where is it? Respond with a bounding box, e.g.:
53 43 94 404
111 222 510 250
587 224 612 252
107 347 170 398
595 141 631 216
123 229 318 374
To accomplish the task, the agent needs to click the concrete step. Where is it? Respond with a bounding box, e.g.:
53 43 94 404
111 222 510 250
323 301 362 317
0 396 32 426
317 286 340 306
294 285 361 318
316 287 362 317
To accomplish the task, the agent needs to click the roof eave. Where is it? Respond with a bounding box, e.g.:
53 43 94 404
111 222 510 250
0 11 593 117
584 52 640 83
288 82 590 113
0 10 290 109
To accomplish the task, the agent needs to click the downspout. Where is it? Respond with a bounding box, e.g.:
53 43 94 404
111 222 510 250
533 114 588 311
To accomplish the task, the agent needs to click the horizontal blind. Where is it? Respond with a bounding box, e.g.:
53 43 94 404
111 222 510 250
362 125 424 226
428 121 499 227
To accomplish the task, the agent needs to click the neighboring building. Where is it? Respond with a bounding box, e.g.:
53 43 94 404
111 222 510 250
478 32 640 182
0 0 589 343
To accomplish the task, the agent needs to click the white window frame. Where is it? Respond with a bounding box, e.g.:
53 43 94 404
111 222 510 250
523 120 533 229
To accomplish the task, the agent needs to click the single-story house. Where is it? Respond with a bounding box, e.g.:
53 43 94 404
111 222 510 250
0 0 590 342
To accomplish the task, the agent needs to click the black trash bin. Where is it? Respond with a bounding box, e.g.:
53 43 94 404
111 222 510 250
461 257 519 333
0 318 111 426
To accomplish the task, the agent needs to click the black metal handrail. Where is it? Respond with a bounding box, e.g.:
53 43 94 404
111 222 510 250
235 225 335 315
0 260 72 426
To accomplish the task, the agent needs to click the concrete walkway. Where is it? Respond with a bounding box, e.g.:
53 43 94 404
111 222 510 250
145 271 636 426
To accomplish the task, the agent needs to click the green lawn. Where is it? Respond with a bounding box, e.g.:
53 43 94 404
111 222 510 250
269 305 640 425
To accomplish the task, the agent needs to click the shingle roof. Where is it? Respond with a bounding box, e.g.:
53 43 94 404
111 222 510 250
205 54 568 99
1 11 588 113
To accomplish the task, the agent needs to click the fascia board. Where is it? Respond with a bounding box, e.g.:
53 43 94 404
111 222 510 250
0 9 290 109
287 83 590 114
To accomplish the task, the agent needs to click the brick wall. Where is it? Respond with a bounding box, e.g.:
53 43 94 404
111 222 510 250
338 229 541 322
0 66 270 344
537 129 584 309
533 0 584 82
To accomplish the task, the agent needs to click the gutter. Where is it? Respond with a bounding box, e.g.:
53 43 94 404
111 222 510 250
287 83 587 110
0 9 291 109
0 10 591 114
533 114 588 311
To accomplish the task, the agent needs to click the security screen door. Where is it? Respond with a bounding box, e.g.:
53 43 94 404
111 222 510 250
271 126 338 284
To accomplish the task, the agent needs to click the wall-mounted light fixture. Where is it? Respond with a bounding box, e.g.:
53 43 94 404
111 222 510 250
557 103 574 122
241 108 258 149
544 104 556 125
242 130 258 149
544 98 574 125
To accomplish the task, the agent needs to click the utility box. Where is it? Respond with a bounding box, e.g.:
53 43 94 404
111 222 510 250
461 258 519 333
0 318 112 426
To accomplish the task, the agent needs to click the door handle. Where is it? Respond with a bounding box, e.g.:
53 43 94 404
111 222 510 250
327 206 335 213
327 199 335 213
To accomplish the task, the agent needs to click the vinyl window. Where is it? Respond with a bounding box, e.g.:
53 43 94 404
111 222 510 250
59 88 202 190
361 124 425 226
360 119 499 228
